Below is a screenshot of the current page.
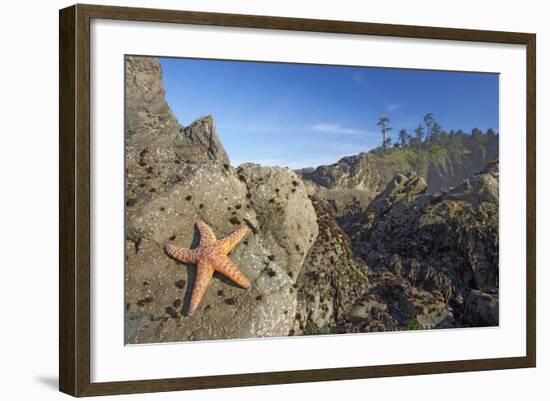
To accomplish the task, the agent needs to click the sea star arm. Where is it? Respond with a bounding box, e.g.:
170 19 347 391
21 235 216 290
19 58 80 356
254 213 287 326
215 226 248 255
213 254 251 289
196 221 217 246
189 260 215 315
165 244 197 264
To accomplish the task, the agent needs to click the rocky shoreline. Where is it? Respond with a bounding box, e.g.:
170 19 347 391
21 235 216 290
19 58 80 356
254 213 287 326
124 56 499 344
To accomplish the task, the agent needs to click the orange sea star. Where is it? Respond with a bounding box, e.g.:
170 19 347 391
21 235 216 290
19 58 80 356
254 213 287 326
165 221 250 315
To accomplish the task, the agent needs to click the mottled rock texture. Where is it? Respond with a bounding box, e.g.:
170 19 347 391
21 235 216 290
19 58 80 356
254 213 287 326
346 160 499 328
293 197 369 335
125 162 318 343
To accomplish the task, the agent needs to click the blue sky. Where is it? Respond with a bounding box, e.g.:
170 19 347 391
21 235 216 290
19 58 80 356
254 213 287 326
159 57 499 169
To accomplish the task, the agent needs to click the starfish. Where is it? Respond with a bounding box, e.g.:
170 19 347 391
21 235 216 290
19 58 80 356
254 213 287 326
165 221 250 315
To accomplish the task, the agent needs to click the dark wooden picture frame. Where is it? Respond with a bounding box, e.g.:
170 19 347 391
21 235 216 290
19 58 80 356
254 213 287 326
59 3 536 397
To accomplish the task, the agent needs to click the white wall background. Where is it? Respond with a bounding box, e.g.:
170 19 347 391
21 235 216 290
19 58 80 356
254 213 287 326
0 0 546 400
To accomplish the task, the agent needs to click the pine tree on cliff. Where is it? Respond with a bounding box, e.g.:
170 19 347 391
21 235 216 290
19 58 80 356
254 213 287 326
471 128 485 144
486 128 497 139
429 121 443 143
398 129 410 147
377 115 393 149
414 124 425 151
423 113 434 142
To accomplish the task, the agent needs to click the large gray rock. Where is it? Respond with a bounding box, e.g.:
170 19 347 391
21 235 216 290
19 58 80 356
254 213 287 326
236 163 319 278
367 172 428 215
442 158 499 205
125 56 229 202
125 56 176 137
125 163 318 343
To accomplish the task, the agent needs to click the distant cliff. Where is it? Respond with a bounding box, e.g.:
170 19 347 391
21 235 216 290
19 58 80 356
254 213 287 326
300 132 498 196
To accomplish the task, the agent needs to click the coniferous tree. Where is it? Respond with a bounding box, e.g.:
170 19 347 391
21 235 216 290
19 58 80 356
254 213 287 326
423 113 434 142
430 121 443 143
414 124 425 151
471 128 484 144
398 129 410 147
377 115 393 149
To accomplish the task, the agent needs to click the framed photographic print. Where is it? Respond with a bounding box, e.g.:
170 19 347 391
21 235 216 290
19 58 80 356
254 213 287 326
59 3 536 397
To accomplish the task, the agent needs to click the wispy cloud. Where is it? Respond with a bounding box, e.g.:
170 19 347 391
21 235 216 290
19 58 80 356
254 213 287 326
386 103 403 112
310 123 368 135
351 72 369 88
218 123 288 134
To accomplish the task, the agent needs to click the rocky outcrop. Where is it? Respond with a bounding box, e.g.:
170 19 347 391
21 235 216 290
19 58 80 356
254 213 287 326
125 162 319 343
345 160 499 328
292 197 369 335
125 56 325 343
367 172 428 215
125 56 229 202
300 152 399 193
299 135 499 219
125 56 177 137
235 164 319 279
344 271 454 332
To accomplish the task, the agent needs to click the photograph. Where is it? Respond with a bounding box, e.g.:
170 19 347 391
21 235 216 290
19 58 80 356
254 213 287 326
124 55 499 344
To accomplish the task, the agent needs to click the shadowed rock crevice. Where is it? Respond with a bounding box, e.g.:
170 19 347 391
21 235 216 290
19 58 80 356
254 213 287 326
293 196 369 335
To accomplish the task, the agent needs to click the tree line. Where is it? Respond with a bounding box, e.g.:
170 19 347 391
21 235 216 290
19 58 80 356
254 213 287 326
376 113 498 151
